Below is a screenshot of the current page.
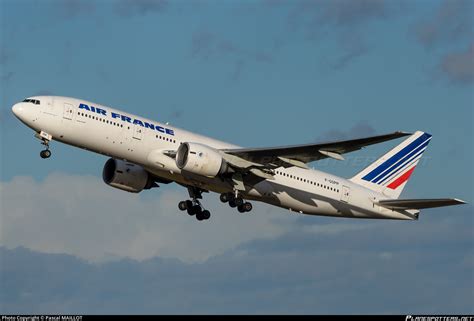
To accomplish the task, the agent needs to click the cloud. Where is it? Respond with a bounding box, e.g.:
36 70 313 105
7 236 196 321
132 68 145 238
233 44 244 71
439 43 474 85
191 30 272 80
58 0 96 19
0 173 294 263
414 0 473 49
412 0 473 85
317 0 389 27
332 34 369 70
0 205 472 314
0 46 9 65
191 31 216 60
1 71 14 83
267 0 397 70
316 121 376 142
114 0 169 18
285 0 393 35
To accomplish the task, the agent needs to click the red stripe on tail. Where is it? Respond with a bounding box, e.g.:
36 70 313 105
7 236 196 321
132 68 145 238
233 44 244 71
387 166 416 190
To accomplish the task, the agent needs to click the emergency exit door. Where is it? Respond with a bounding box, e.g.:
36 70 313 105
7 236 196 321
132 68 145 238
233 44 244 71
63 103 74 120
133 125 143 140
340 185 350 203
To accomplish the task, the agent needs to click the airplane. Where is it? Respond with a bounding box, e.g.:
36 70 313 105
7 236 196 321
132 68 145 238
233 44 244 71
11 96 466 221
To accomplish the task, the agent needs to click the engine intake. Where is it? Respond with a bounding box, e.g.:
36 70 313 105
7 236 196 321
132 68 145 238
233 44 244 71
176 142 229 177
102 158 156 193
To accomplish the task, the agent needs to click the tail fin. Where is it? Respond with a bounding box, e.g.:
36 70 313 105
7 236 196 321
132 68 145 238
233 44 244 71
350 131 432 199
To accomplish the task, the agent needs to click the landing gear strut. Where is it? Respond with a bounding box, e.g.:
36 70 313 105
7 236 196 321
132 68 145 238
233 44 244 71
177 186 211 221
220 192 253 213
35 131 52 159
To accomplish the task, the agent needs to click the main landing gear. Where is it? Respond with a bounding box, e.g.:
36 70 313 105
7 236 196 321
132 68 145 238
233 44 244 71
178 199 211 221
220 192 253 214
35 131 52 159
178 187 211 221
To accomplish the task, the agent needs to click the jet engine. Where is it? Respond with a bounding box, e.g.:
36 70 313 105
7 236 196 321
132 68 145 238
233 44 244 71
176 142 229 177
102 158 156 193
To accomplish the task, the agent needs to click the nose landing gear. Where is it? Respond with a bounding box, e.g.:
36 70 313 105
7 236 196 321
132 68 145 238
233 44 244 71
40 149 51 159
35 131 52 159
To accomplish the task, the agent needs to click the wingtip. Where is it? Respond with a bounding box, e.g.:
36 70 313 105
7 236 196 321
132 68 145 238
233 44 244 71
395 131 413 136
453 198 467 205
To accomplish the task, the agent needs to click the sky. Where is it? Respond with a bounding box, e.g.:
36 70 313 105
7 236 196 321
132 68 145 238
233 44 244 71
0 0 473 314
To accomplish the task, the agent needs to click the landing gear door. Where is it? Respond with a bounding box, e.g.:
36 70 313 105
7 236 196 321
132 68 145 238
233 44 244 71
63 103 74 120
340 185 350 203
132 125 143 140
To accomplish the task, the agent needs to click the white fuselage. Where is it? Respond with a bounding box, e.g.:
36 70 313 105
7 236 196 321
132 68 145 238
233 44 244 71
12 96 418 220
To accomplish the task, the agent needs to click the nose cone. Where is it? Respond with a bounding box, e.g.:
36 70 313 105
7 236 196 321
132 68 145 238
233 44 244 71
12 103 25 119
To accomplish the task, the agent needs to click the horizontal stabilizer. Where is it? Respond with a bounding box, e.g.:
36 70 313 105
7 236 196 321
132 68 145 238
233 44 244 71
377 198 466 210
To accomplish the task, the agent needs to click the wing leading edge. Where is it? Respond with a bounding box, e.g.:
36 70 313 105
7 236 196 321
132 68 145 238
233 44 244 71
221 131 411 166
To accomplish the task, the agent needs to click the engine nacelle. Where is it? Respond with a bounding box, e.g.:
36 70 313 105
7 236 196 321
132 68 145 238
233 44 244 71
102 158 155 193
176 142 229 177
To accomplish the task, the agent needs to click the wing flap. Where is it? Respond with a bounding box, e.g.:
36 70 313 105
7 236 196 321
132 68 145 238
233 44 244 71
377 198 466 210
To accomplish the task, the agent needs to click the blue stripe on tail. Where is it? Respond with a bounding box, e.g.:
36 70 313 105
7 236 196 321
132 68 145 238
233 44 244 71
362 132 432 183
372 138 431 184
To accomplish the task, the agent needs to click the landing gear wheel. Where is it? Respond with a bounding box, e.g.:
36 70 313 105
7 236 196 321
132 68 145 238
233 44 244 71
235 197 244 207
187 206 195 216
220 193 230 203
229 200 237 208
40 149 51 159
243 202 253 212
202 210 211 220
237 205 246 213
182 186 212 221
192 205 202 215
185 200 193 209
178 201 187 211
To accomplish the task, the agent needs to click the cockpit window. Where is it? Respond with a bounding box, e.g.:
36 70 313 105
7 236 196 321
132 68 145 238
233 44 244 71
22 99 40 105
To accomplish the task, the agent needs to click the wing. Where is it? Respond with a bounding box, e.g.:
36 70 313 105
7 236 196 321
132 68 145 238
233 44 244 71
377 198 466 210
221 131 411 167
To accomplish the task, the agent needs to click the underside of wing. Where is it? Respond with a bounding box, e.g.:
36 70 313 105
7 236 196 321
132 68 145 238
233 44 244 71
377 198 466 210
221 131 411 166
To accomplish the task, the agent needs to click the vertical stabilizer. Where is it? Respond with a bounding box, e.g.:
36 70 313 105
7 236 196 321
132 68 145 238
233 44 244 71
350 131 432 199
